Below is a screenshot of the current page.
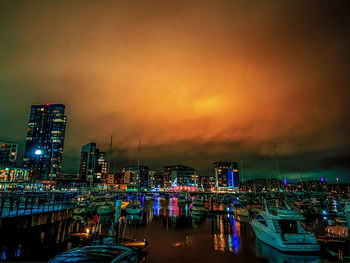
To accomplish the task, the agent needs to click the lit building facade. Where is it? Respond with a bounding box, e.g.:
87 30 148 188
140 166 149 189
0 167 31 182
153 172 168 189
79 143 107 185
23 104 67 180
148 170 156 188
122 166 148 189
165 165 198 190
122 167 139 188
0 142 18 167
199 174 216 191
244 178 281 192
214 162 239 189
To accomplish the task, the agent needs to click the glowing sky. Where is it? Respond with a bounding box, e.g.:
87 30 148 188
0 0 349 181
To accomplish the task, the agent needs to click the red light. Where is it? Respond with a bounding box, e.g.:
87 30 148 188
45 103 51 106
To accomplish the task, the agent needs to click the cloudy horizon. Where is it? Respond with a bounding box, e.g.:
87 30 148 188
1 0 349 182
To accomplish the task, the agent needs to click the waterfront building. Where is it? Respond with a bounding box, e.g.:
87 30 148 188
0 167 31 183
122 165 148 189
244 178 282 192
114 172 124 185
0 142 18 167
148 170 156 188
79 143 107 185
165 165 198 191
140 166 149 189
199 174 216 191
23 103 67 180
214 162 239 189
296 180 327 192
122 166 139 188
153 171 167 189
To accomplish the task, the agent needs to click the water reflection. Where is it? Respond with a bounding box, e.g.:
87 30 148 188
0 198 340 262
255 239 321 263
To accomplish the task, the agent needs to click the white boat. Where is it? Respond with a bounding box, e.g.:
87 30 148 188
97 206 114 215
250 200 320 253
126 201 142 215
345 202 350 231
74 208 88 215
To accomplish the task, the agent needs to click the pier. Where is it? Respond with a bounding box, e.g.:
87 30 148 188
0 191 75 218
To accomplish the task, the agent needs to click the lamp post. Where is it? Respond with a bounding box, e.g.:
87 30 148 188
336 177 339 192
34 149 42 184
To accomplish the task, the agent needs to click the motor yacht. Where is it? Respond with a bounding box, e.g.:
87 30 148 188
250 199 320 253
345 202 350 231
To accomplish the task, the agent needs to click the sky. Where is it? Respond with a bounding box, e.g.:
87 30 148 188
0 0 349 182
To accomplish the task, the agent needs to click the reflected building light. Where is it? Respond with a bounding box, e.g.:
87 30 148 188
153 199 160 216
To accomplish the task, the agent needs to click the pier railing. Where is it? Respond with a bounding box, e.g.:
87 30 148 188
0 192 75 218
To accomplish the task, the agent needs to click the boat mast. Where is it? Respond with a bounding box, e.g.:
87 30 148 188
107 135 113 182
138 138 140 189
274 144 281 192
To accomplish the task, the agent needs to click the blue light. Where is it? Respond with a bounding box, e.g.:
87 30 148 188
323 216 327 220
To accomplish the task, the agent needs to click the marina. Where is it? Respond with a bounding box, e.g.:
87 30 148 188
0 191 349 262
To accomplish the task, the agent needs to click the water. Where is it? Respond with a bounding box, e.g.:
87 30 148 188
0 198 348 262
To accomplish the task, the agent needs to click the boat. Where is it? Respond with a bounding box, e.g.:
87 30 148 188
191 199 207 216
121 201 129 211
126 201 142 215
255 238 320 263
250 199 320 253
74 208 88 215
72 215 85 221
235 207 249 217
345 202 350 231
97 205 114 215
48 245 140 263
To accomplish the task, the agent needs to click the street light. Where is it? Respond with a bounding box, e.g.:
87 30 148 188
34 149 43 183
35 149 42 155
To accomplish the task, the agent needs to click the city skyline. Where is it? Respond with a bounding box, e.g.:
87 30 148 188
1 1 349 182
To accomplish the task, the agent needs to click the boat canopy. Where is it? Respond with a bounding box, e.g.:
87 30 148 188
48 245 132 263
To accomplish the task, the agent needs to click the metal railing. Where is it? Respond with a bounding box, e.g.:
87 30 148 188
0 192 75 218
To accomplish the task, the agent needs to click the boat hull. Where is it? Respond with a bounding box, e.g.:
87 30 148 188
251 222 320 253
126 207 142 215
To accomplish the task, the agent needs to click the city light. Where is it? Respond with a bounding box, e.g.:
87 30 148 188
34 149 42 155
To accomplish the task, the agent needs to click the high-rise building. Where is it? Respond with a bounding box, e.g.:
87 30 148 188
79 143 107 185
140 166 149 189
23 104 67 180
122 166 139 188
214 162 239 189
165 165 198 189
0 142 18 167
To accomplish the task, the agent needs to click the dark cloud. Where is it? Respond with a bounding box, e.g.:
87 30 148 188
0 0 349 182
